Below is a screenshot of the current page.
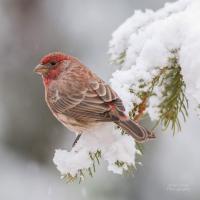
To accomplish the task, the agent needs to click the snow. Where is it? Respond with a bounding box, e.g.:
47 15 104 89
53 123 137 178
109 0 200 120
54 0 200 180
53 149 92 177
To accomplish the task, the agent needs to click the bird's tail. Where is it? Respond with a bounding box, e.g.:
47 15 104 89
116 119 155 142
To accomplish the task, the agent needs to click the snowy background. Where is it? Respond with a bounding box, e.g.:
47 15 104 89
0 0 199 199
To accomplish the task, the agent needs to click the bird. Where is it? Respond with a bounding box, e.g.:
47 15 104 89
34 52 154 146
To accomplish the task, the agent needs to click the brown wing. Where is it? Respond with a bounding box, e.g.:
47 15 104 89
46 57 125 122
65 81 125 122
48 80 125 122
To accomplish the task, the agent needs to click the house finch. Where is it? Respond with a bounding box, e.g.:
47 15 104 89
34 52 154 145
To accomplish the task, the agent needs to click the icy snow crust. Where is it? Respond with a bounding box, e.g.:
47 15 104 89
54 0 199 179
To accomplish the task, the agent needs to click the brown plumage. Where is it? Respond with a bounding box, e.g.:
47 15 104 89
34 52 154 144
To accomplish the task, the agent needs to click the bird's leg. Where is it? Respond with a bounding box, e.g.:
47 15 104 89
72 133 82 148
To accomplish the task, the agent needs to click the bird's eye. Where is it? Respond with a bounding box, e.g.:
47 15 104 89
50 61 56 66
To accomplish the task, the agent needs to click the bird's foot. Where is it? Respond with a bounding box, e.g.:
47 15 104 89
72 134 82 148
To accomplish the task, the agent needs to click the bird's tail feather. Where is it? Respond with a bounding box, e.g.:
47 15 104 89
116 119 155 142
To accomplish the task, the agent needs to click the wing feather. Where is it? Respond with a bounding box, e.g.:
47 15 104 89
47 65 125 122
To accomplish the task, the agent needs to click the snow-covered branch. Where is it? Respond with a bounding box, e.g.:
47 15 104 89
109 0 200 130
53 123 139 182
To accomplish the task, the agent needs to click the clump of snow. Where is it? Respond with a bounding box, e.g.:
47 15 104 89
104 133 137 174
53 123 137 178
109 0 200 120
53 149 92 177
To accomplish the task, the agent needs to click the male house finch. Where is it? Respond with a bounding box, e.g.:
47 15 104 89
34 52 153 145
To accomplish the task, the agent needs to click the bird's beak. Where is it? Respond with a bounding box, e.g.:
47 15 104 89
34 64 49 75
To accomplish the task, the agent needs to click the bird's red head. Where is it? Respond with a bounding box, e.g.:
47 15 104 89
40 52 69 65
34 52 70 85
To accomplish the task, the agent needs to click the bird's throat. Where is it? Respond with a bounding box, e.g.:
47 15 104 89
43 68 61 86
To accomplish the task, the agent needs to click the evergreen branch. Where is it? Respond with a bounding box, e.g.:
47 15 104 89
128 49 188 133
62 150 102 183
114 50 126 65
157 50 188 133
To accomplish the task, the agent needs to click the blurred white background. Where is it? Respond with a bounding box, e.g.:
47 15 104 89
0 0 199 199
